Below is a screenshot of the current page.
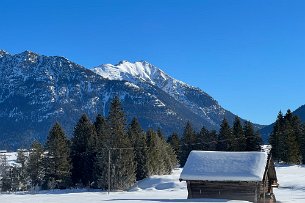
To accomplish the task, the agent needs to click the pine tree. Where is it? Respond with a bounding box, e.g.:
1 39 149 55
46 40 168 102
196 126 209 150
285 121 301 164
197 126 217 151
128 118 148 181
216 118 232 151
156 128 177 173
232 116 246 151
71 114 96 187
146 129 165 175
208 130 218 151
300 123 305 164
283 111 302 164
10 166 21 192
180 121 197 166
0 153 10 192
167 133 180 158
244 121 262 151
269 111 285 161
107 96 136 190
16 150 28 190
27 141 44 190
93 114 110 189
43 122 71 189
161 139 178 174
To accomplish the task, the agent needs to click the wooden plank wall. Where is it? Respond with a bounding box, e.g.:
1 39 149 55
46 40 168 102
187 181 261 202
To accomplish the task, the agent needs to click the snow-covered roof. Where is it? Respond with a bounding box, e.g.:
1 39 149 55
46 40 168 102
261 145 272 154
180 151 268 182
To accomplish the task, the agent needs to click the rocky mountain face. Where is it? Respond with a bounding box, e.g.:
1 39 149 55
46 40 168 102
92 61 240 129
0 50 261 149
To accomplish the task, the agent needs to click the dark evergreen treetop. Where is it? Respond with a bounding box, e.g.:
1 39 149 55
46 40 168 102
71 114 96 153
128 118 144 142
167 132 180 156
107 96 136 190
179 121 197 166
94 114 110 149
44 122 71 189
71 114 96 186
27 140 44 187
216 118 232 151
232 116 246 151
128 117 148 181
108 96 128 148
244 121 262 151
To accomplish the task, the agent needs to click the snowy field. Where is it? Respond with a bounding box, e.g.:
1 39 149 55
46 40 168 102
1 166 305 203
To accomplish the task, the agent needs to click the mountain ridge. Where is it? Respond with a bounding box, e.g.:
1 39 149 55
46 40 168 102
0 50 263 149
92 60 263 129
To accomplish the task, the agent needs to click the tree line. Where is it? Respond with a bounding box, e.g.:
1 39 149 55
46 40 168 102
269 110 305 164
0 96 177 192
167 117 263 167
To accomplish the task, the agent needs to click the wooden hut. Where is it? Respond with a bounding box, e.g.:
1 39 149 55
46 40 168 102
179 150 278 203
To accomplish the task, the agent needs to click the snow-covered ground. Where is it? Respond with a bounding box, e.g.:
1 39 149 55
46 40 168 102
1 166 305 203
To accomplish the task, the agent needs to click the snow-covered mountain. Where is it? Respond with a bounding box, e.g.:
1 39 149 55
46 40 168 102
0 50 262 149
93 61 245 128
92 60 174 86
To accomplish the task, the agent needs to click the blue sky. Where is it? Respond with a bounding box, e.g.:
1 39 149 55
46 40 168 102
1 0 305 125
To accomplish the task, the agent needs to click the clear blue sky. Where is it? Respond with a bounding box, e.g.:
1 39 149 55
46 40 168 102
1 0 305 125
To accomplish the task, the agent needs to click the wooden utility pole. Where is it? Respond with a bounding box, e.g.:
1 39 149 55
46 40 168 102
108 148 111 195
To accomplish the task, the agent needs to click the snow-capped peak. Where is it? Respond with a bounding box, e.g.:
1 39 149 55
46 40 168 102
92 61 217 120
92 60 180 87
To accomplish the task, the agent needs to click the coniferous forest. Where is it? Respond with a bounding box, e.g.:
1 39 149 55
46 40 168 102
2 97 304 193
269 110 305 164
0 97 177 192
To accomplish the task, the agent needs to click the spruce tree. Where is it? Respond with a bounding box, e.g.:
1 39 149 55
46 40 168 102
208 130 218 151
300 123 305 164
16 150 28 190
269 110 304 164
161 139 178 174
244 121 262 151
269 111 285 161
44 122 71 189
167 133 180 158
128 118 148 181
71 114 96 187
285 121 301 164
197 126 218 151
146 129 165 175
232 116 246 151
180 121 197 166
216 118 233 151
0 153 10 192
107 96 136 190
10 166 21 192
93 114 110 189
284 111 302 164
27 141 44 190
196 126 209 150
